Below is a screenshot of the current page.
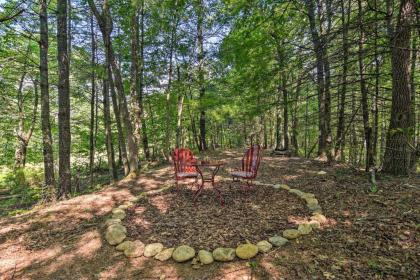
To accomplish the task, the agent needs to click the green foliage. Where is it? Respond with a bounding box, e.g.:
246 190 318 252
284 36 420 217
0 167 44 216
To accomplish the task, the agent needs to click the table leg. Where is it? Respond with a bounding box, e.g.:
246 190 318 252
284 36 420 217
193 166 204 204
211 166 224 206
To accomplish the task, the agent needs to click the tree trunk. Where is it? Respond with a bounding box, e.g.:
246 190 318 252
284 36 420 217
102 79 117 181
291 77 300 154
109 66 129 175
130 7 142 148
282 76 289 150
357 0 374 172
409 28 418 168
39 0 56 193
383 0 415 175
176 67 185 148
89 13 96 187
88 0 139 176
57 0 71 198
335 0 350 161
197 0 207 151
305 0 328 160
139 0 150 160
163 17 177 158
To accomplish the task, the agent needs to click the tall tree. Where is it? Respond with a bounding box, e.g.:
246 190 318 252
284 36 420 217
88 0 139 175
102 78 117 181
89 13 96 187
383 0 415 175
304 0 332 161
39 0 56 193
197 0 207 151
57 0 71 197
357 0 374 171
139 0 150 160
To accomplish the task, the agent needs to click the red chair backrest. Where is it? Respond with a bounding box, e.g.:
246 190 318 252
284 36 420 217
171 148 196 173
242 145 262 176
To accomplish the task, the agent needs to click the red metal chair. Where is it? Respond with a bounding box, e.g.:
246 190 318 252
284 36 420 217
229 145 262 190
171 148 199 189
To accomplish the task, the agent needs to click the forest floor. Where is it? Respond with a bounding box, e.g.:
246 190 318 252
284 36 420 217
0 150 419 280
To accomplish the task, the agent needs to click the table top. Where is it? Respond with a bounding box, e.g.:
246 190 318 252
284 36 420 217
183 160 225 167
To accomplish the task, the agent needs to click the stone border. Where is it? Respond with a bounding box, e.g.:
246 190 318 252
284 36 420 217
102 182 328 267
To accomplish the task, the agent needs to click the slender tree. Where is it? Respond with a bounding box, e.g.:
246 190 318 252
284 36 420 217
57 0 71 197
39 0 56 194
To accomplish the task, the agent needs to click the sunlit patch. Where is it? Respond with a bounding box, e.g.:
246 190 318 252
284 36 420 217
287 215 309 225
75 230 103 258
97 260 125 279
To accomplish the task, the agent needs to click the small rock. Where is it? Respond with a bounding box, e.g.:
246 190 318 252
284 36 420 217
305 198 319 205
191 257 199 265
116 240 134 251
172 245 195 262
279 184 290 190
236 243 258 259
118 204 130 210
155 248 174 261
307 202 322 212
268 236 289 247
257 240 273 253
124 240 145 258
298 224 313 235
105 224 126 245
301 193 315 199
311 213 327 224
198 250 214 265
111 208 126 220
288 189 304 196
283 229 300 239
309 220 321 229
105 218 121 227
317 171 327 175
212 247 236 262
144 243 164 257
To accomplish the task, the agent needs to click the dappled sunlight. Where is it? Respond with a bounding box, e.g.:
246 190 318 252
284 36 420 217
97 260 126 280
75 230 103 258
287 215 310 225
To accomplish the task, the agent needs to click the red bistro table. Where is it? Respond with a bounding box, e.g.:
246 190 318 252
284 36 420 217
185 160 225 206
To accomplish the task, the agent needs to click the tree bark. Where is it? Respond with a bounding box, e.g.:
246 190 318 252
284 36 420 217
383 0 415 175
88 0 139 175
305 0 329 160
176 66 185 148
39 0 56 193
57 0 71 198
282 76 289 150
109 66 129 175
102 79 117 181
139 0 150 160
197 0 207 151
358 0 374 172
130 7 142 148
89 13 96 187
335 0 350 161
